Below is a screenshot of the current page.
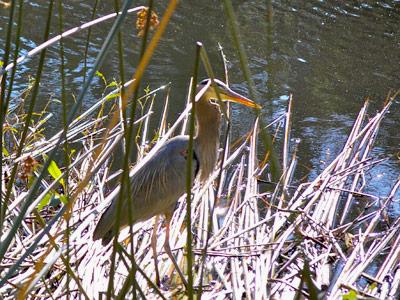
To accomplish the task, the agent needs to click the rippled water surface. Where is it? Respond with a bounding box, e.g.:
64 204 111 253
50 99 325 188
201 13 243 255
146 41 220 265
1 1 399 209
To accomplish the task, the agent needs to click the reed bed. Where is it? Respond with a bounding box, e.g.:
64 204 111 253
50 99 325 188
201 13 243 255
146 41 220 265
1 2 400 299
0 77 399 299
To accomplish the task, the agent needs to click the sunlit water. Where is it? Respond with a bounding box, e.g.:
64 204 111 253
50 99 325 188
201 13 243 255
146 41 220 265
0 1 399 212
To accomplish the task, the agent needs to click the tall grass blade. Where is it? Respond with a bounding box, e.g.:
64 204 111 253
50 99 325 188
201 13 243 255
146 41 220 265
222 0 281 182
0 0 55 260
0 0 16 238
185 42 202 298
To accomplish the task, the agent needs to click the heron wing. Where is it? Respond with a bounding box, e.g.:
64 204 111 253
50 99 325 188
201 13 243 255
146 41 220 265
93 136 198 243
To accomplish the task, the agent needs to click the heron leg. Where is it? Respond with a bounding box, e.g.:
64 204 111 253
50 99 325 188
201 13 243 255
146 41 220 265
151 215 161 287
164 212 188 289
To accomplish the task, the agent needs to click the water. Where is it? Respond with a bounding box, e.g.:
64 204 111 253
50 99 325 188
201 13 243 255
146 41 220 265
1 1 399 206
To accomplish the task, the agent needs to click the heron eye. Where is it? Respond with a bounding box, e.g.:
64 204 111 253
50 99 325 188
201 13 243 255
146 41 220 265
209 99 218 105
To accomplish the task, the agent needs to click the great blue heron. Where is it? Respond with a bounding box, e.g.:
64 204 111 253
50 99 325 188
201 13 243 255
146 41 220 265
93 78 259 287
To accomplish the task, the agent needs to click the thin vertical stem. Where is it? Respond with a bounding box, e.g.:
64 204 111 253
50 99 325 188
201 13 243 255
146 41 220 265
0 0 55 261
222 0 281 182
57 0 71 297
185 42 202 298
83 0 99 85
113 0 128 143
0 0 16 238
3 0 24 123
107 1 154 298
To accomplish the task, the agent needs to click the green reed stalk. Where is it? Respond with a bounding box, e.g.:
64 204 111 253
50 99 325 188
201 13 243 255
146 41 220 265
57 0 73 298
113 0 128 137
0 0 16 239
222 0 282 182
185 42 202 298
107 1 154 297
83 0 99 85
3 0 23 128
0 0 55 261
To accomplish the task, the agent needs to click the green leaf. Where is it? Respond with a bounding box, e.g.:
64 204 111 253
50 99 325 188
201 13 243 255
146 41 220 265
342 290 357 300
2 147 9 157
367 282 377 292
96 70 107 86
59 194 68 205
38 192 66 210
37 192 53 211
47 160 65 189
0 60 4 67
106 81 118 88
105 93 121 101
69 148 76 158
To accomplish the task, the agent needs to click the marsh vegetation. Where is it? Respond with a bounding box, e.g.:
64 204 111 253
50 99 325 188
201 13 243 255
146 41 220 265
0 1 399 299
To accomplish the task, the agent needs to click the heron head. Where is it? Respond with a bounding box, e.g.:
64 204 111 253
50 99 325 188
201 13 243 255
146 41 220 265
197 78 261 109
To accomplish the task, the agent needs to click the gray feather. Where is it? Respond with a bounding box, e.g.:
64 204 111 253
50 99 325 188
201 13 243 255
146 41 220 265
93 136 199 245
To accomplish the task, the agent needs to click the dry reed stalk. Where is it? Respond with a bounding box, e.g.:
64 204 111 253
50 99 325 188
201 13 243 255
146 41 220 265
1 83 399 300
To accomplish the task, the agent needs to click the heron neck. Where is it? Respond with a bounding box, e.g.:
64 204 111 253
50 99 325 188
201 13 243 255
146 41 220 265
194 100 221 182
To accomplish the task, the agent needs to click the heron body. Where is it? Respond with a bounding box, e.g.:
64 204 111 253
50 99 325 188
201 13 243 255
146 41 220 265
93 78 258 286
93 136 200 245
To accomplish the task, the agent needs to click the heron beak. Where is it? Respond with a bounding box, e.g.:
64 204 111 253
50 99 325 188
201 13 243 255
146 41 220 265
220 87 261 109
